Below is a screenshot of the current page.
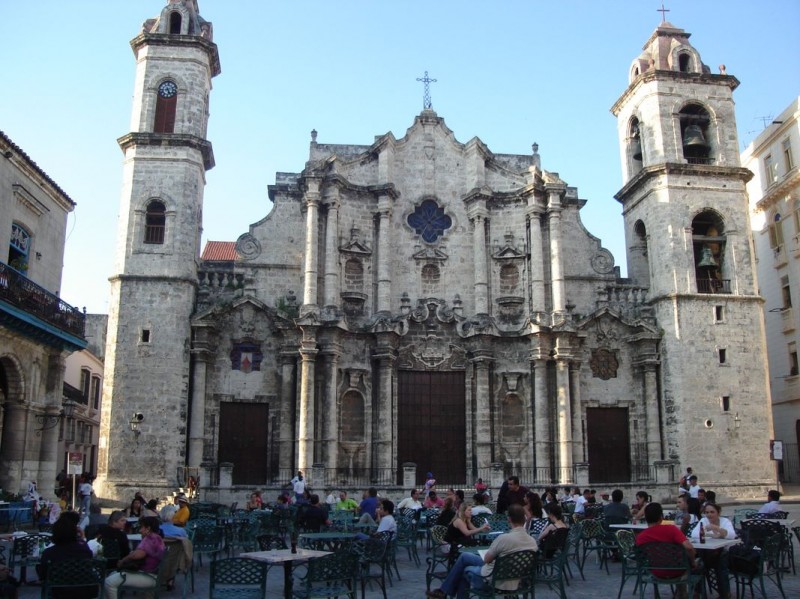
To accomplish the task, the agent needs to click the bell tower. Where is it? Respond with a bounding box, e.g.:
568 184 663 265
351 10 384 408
611 21 773 491
96 0 220 499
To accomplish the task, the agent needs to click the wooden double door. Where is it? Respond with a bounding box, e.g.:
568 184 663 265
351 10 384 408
218 402 270 485
586 407 631 483
397 371 466 485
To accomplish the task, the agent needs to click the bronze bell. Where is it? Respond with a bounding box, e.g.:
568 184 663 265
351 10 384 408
697 245 718 269
631 138 643 161
682 124 709 157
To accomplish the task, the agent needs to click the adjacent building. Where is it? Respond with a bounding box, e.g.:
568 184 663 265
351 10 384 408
743 98 800 482
0 130 86 496
96 1 775 502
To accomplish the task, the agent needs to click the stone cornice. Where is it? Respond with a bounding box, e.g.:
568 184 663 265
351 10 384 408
117 133 215 171
614 162 753 204
130 33 221 77
611 70 739 116
754 167 800 212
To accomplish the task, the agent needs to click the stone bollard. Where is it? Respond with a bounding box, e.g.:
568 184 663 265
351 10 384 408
402 463 417 491
219 462 233 488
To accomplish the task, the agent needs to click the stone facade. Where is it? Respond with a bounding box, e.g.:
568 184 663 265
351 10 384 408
98 3 774 502
0 130 86 496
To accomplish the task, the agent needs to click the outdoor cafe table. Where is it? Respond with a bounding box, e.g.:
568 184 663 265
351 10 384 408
690 537 741 550
298 531 358 552
609 523 649 531
241 548 330 599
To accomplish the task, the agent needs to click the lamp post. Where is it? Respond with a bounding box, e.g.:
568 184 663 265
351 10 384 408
34 400 77 436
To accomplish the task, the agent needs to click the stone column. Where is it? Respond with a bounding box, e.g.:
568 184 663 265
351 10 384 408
279 352 297 477
38 350 66 491
302 179 321 310
555 359 572 483
532 357 550 481
373 342 395 472
376 195 393 313
323 190 340 308
320 345 341 471
472 351 493 469
527 205 546 311
297 337 318 474
0 402 28 492
569 362 583 466
471 211 489 314
37 406 61 493
547 187 566 312
188 350 211 468
643 363 662 465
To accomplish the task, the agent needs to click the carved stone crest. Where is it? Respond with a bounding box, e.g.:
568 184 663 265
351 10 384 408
589 348 618 380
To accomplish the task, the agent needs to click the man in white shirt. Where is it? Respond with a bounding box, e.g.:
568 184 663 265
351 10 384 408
376 499 397 534
758 490 782 514
290 471 306 503
79 477 93 516
397 489 423 513
574 489 591 515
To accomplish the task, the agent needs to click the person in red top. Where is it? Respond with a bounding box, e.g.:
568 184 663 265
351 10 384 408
635 502 696 580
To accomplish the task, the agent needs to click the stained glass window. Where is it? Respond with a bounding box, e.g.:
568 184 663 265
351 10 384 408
407 199 452 243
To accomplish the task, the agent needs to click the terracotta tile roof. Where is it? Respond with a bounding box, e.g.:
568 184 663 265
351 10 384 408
201 241 239 261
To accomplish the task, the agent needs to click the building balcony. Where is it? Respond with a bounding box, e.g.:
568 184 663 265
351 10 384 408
0 261 86 350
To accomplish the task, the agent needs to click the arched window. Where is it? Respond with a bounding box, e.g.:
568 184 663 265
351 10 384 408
154 80 178 133
8 222 31 273
144 201 166 244
169 12 182 34
679 104 712 164
340 391 365 441
768 213 785 250
629 117 643 163
692 211 727 294
678 53 691 72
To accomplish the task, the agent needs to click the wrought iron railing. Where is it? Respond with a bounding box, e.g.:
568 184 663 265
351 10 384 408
0 261 85 338
697 278 731 294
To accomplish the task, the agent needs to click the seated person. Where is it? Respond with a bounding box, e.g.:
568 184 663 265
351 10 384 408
172 495 190 527
104 516 166 599
538 503 568 544
297 494 331 532
356 499 397 540
142 499 159 518
603 489 631 524
159 505 188 538
424 490 444 509
335 490 358 512
435 497 456 526
758 489 782 515
444 504 489 548
246 492 262 511
397 489 423 513
96 511 132 568
38 513 94 598
636 502 697 582
471 492 492 516
357 487 379 525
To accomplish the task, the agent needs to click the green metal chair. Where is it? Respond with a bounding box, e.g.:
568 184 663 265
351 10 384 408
731 533 786 599
466 549 537 599
578 518 614 575
40 558 106 599
293 551 358 599
352 535 390 599
634 541 704 599
535 528 570 599
209 557 268 599
425 525 451 592
394 517 420 567
9 533 47 583
188 523 225 573
614 529 639 599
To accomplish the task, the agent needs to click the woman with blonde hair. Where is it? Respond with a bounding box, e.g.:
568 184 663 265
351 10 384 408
443 503 489 547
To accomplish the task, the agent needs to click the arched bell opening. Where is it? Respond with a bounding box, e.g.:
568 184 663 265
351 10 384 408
679 104 713 164
692 211 727 294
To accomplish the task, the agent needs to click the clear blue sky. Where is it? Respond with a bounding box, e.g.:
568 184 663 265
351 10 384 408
1 1 798 314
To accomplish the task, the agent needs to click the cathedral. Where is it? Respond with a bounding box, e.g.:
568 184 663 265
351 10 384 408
95 0 775 502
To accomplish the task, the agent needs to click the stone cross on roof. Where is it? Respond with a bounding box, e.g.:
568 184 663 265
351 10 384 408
657 2 670 22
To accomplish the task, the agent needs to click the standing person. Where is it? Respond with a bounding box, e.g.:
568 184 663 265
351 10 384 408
687 475 700 498
679 466 693 491
104 516 166 599
424 472 437 496
426 504 536 599
290 471 306 503
503 476 528 511
78 476 93 517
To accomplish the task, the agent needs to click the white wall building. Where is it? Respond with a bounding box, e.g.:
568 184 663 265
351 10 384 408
744 97 800 482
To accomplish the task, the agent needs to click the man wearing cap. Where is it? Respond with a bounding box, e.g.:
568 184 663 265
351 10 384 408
173 495 190 527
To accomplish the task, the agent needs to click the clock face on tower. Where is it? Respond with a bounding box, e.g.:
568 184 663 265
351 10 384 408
158 81 178 98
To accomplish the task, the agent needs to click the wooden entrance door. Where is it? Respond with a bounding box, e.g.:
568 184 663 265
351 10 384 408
398 371 466 486
219 402 269 485
586 407 631 483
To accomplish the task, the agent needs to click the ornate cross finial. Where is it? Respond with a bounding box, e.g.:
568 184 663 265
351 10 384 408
416 70 437 110
657 2 670 22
